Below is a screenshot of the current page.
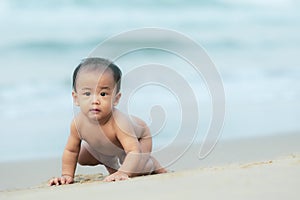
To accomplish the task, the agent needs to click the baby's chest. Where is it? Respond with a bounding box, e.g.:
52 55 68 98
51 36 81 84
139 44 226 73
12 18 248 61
81 127 122 155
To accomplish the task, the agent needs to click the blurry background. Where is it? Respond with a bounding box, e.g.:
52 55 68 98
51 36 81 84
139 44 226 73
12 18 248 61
0 0 300 162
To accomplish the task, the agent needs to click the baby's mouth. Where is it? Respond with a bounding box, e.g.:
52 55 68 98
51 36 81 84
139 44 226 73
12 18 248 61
90 108 101 113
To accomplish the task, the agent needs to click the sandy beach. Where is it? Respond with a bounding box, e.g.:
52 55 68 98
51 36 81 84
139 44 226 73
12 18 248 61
1 132 300 200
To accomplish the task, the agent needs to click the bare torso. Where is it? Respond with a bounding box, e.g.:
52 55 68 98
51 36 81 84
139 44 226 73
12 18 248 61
75 109 149 159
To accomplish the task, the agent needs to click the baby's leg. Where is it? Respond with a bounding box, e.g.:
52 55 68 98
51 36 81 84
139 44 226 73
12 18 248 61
78 142 117 174
78 145 100 166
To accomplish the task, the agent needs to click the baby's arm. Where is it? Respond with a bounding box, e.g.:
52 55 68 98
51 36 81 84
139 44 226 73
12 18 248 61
49 120 81 186
104 113 146 181
104 131 141 182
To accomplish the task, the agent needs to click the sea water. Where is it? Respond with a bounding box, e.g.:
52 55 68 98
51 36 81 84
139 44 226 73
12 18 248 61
0 0 300 162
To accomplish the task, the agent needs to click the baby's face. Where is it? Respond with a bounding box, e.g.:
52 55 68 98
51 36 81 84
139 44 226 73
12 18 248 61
73 69 121 123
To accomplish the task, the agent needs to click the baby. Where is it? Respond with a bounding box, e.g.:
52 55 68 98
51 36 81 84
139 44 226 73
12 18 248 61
49 57 166 185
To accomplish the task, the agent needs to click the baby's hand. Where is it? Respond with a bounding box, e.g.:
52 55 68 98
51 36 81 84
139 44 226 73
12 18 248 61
103 171 129 182
48 175 74 186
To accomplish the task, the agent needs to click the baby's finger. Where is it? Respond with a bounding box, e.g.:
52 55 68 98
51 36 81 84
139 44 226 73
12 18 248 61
116 175 128 181
48 179 55 186
120 176 129 181
114 176 121 181
103 176 114 182
49 178 58 186
60 177 66 184
66 177 74 184
55 177 61 185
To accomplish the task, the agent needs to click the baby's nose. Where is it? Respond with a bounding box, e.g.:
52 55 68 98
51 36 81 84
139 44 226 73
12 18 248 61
92 95 101 104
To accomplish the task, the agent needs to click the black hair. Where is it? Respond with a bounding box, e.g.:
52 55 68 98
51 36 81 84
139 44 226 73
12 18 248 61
72 57 122 93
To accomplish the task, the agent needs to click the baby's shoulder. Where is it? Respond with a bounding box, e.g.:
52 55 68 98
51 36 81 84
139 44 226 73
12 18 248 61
113 109 149 138
130 115 147 128
70 113 86 131
113 109 146 127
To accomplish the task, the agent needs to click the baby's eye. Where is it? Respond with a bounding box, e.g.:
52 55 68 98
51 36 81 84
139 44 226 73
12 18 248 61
83 92 91 96
100 92 107 97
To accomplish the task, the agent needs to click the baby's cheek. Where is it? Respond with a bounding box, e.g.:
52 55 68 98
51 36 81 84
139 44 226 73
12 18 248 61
102 99 113 107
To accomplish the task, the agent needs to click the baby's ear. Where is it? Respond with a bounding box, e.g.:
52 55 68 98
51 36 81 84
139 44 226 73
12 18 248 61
113 92 121 106
72 91 80 106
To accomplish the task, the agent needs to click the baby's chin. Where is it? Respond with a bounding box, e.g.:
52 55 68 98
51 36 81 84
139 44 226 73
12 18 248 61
87 113 112 124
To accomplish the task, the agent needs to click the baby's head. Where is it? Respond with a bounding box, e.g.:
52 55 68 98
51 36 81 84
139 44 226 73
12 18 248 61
72 58 122 121
72 57 122 94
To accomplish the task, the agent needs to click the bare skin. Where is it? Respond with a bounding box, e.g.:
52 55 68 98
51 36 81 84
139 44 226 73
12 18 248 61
49 68 166 186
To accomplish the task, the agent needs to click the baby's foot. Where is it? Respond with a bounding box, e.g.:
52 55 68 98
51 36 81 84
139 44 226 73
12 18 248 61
153 167 168 174
151 158 168 174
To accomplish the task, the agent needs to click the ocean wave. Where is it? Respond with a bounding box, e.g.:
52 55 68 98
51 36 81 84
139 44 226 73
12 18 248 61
0 81 71 119
1 0 299 55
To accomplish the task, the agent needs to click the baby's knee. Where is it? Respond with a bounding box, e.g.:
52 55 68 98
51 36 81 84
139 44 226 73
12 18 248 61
78 156 100 166
78 157 88 166
78 159 87 166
